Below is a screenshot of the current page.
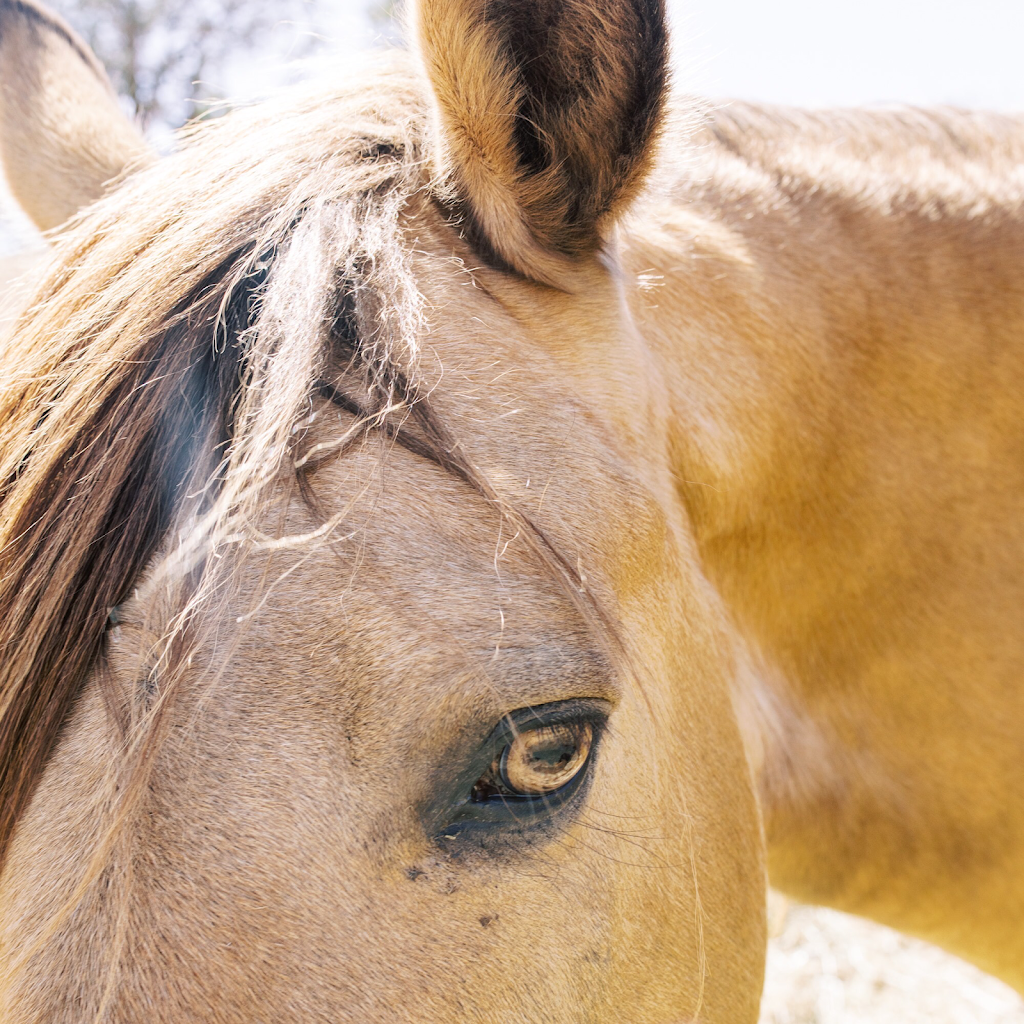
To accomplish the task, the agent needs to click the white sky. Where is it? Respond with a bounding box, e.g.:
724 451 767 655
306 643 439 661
293 0 1024 111
668 0 1024 109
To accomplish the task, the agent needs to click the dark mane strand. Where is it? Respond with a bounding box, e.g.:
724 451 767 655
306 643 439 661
0 247 271 869
306 282 473 489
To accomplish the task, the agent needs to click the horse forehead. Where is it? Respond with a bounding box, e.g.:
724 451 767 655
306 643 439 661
204 454 619 753
227 409 674 719
404 204 661 426
423 295 675 553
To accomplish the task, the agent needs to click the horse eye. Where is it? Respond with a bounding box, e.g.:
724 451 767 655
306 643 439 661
474 721 594 800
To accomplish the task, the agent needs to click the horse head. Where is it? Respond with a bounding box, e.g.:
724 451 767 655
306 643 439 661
0 0 766 1020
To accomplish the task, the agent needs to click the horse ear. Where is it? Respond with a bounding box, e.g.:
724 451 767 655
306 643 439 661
413 0 670 286
0 0 152 231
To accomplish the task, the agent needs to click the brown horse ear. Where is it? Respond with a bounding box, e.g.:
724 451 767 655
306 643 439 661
413 0 670 286
0 0 152 231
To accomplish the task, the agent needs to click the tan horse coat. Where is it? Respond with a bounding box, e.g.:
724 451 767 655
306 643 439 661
0 0 1021 1019
634 103 1024 987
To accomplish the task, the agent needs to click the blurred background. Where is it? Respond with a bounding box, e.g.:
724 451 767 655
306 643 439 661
3 3 1024 1019
46 0 1024 133
50 0 1024 133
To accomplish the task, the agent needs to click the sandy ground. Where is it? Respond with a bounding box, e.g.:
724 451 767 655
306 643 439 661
760 902 1024 1024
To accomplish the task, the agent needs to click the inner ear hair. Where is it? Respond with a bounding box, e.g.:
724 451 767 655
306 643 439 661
414 0 669 287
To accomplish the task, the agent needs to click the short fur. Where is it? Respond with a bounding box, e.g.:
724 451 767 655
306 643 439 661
0 0 1022 1020
0 0 150 230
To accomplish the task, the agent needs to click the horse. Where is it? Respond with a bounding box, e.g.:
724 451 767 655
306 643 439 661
0 0 1021 1020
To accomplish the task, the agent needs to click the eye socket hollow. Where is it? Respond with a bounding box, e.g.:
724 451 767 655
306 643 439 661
474 720 595 801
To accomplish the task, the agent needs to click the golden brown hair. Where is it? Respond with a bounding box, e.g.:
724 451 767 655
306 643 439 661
0 59 436 868
0 49 626 875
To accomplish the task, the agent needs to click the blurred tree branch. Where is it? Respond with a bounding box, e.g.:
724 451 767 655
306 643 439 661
50 0 323 130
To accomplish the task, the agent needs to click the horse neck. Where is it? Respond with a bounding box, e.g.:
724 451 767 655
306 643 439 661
616 110 1024 985
622 128 1024 720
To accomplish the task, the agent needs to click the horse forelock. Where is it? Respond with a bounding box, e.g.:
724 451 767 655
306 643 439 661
0 53 617 897
0 57 442 874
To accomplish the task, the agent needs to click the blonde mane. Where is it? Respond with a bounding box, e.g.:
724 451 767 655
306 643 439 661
0 54 613 876
0 57 432 865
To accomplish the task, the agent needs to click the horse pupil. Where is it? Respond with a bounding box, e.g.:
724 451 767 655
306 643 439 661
532 739 574 771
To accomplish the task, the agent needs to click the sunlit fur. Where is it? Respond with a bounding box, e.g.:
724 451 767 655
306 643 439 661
0 0 151 230
642 102 1024 988
0 0 1022 1020
413 0 668 283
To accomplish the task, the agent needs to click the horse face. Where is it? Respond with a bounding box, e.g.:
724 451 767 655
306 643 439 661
4 220 765 1023
0 1 765 1020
